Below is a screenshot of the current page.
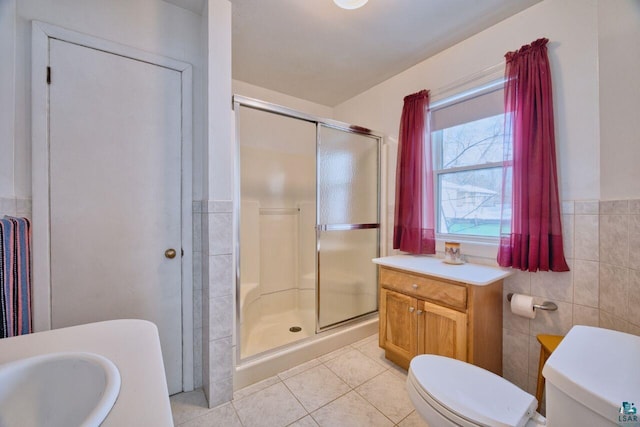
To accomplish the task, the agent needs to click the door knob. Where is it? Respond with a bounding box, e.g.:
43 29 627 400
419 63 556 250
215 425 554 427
165 248 177 259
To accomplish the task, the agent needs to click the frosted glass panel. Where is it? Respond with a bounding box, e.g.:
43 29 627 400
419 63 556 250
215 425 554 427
318 126 379 225
239 107 316 208
318 229 379 329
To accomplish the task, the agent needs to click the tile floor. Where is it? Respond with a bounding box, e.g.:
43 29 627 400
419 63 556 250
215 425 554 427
170 333 429 427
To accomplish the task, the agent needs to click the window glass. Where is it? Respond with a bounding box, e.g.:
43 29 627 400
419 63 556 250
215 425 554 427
432 84 507 239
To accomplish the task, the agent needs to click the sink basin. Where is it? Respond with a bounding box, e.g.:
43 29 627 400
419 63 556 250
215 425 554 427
0 352 121 427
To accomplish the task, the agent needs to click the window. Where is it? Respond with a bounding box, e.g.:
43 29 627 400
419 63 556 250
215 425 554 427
431 81 508 239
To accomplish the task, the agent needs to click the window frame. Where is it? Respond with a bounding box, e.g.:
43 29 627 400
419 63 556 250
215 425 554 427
430 78 506 244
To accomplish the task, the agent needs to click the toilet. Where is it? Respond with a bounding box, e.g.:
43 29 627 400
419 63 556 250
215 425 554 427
407 325 640 427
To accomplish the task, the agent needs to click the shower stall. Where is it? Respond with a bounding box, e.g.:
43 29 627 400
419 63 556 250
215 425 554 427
234 96 381 367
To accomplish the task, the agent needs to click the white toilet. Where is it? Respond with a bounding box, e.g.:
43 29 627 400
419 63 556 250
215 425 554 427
407 325 640 427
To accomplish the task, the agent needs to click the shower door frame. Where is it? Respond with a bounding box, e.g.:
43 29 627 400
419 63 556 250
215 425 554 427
233 95 383 361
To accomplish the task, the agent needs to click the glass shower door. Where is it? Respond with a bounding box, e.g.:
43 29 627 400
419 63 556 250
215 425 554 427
317 124 380 330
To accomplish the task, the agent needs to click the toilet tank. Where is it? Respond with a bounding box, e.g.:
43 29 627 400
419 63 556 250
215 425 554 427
543 326 640 426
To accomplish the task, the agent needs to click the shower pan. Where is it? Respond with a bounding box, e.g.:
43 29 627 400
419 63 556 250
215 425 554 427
234 96 381 367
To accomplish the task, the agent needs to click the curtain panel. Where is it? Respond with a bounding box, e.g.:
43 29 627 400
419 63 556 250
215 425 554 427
393 90 436 254
498 38 569 272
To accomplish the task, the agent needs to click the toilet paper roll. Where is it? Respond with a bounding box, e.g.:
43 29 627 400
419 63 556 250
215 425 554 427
510 293 536 319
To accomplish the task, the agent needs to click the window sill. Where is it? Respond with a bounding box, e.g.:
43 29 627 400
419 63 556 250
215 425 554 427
435 236 499 264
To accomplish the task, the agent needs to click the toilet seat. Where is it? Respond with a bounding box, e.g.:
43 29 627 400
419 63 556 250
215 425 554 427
408 355 538 427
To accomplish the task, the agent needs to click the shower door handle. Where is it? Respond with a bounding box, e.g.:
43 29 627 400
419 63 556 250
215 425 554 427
316 223 380 231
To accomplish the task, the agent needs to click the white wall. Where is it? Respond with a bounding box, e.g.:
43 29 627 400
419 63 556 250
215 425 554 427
4 0 204 198
207 0 232 201
0 1 16 198
598 0 640 200
1 0 210 396
334 0 600 203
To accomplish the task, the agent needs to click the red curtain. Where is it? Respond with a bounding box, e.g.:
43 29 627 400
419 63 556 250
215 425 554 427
498 38 569 272
393 90 435 254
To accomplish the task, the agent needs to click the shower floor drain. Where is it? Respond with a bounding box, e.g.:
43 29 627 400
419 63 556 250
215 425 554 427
289 326 302 333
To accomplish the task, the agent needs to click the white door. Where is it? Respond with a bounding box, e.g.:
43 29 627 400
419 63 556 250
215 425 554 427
48 39 184 394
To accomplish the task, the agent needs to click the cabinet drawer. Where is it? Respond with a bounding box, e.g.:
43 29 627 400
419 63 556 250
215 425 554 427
379 267 467 310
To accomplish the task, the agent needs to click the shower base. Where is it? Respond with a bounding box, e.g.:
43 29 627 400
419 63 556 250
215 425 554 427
241 308 315 359
235 314 378 390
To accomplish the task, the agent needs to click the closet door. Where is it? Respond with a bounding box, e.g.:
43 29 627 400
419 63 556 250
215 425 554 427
48 38 184 394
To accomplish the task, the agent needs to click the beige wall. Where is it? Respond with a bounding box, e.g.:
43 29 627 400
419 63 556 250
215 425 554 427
334 0 600 203
233 79 334 119
330 0 640 405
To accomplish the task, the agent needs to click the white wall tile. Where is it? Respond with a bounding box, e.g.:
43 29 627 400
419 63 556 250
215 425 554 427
599 310 630 333
600 200 629 215
530 300 573 337
502 328 529 391
530 261 573 304
599 263 629 319
573 259 599 307
573 304 600 327
575 200 599 215
600 214 629 267
193 286 203 329
207 200 233 213
574 215 599 261
209 336 234 382
209 294 234 340
626 269 640 327
208 212 233 255
630 215 640 235
194 326 203 389
561 200 575 215
15 199 31 217
562 214 574 259
504 269 531 294
0 197 16 215
209 254 233 297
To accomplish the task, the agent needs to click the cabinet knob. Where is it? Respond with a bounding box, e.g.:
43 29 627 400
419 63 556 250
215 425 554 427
417 309 424 315
412 284 418 289
408 307 415 313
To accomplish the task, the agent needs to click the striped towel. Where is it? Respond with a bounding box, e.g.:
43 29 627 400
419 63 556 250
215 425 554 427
0 216 32 338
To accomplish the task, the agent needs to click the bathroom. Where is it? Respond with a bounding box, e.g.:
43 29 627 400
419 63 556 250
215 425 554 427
1 0 639 425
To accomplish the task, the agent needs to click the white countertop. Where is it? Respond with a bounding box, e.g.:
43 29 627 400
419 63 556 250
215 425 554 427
0 319 173 426
372 255 512 286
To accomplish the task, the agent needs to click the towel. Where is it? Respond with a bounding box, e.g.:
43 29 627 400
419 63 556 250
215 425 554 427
0 216 32 338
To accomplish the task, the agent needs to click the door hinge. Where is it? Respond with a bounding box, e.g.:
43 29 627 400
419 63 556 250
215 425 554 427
46 67 51 84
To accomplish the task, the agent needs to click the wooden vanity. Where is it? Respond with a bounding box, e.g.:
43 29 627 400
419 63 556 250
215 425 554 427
373 255 511 376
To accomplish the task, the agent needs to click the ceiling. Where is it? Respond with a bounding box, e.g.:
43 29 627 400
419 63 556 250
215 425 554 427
168 0 541 106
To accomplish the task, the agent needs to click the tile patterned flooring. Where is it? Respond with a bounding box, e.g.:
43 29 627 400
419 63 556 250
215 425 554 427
170 334 429 427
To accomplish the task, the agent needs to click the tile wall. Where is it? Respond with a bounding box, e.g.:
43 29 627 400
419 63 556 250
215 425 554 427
502 199 640 398
0 197 32 218
7 194 637 407
197 200 235 407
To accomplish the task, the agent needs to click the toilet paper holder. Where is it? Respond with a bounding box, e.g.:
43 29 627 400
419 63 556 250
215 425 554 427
506 293 558 311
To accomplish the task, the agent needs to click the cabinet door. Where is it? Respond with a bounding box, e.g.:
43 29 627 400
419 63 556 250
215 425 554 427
380 288 417 362
418 300 467 361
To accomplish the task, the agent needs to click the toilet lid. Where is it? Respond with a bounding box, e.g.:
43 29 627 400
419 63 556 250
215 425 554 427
409 355 537 427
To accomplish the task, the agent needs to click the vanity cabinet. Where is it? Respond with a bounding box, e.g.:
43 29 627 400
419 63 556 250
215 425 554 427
378 265 503 375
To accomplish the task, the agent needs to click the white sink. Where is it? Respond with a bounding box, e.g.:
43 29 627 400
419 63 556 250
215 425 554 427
0 352 121 427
